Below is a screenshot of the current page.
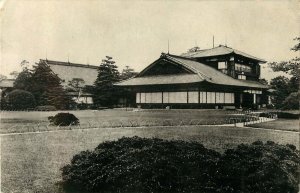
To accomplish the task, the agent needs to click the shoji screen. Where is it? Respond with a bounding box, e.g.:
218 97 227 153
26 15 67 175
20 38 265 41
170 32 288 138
136 93 141 103
188 91 198 103
168 92 187 103
200 92 207 103
207 92 216 103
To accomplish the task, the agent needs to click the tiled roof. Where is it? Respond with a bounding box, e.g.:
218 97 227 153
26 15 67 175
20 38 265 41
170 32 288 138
41 59 98 86
0 79 15 88
116 54 268 89
116 74 201 86
181 45 266 63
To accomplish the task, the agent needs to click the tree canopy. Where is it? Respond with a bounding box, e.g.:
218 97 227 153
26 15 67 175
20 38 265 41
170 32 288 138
93 56 120 107
13 60 73 109
269 37 300 109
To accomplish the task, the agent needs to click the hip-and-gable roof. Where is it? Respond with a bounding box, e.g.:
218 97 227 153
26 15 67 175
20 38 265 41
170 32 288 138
181 45 266 63
116 53 268 89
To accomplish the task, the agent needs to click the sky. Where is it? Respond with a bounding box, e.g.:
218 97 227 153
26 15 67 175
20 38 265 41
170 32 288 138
0 0 299 80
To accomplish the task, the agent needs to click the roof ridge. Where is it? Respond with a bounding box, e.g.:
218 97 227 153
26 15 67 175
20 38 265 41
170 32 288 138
40 59 98 69
165 54 211 81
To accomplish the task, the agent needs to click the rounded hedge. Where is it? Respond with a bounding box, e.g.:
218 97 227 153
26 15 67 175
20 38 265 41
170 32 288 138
216 141 300 193
5 89 36 110
61 137 300 193
48 113 79 126
61 137 220 193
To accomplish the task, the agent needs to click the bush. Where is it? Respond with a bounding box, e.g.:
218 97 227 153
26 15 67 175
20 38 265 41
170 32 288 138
48 113 79 126
61 137 300 193
61 137 220 193
277 111 299 119
282 91 300 110
216 141 300 193
5 89 36 110
35 105 57 111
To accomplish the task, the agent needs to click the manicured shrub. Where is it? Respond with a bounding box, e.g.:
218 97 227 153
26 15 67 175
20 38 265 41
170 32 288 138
5 89 36 110
216 141 300 193
61 137 220 193
48 113 79 126
276 112 299 119
61 138 300 193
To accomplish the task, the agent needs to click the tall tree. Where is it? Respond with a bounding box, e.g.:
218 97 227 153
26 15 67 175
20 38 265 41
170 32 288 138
269 37 300 109
13 60 34 91
30 61 72 109
93 56 120 107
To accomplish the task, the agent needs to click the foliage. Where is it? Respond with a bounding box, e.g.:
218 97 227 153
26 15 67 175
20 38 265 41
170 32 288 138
61 137 300 193
68 78 85 92
259 78 268 85
48 113 79 126
12 60 73 109
13 60 33 90
282 91 300 110
270 76 290 108
120 66 138 80
93 56 120 107
276 111 299 119
216 141 300 193
13 69 33 91
269 37 300 109
29 61 72 109
5 89 36 110
61 136 220 193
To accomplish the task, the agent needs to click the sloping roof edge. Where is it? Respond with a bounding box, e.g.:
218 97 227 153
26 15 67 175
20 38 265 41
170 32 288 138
116 53 268 89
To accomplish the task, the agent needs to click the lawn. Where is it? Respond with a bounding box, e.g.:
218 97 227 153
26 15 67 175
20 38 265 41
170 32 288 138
1 125 299 193
0 109 250 134
248 118 299 132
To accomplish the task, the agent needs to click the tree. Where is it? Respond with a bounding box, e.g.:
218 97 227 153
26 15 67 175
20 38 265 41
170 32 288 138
13 60 33 90
270 76 290 108
93 56 120 107
5 89 36 110
68 78 85 92
269 37 300 109
120 66 138 80
282 91 300 110
29 61 72 109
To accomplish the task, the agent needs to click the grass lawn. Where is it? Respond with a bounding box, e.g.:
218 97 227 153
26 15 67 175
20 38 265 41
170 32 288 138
248 118 299 132
0 109 249 134
1 125 299 193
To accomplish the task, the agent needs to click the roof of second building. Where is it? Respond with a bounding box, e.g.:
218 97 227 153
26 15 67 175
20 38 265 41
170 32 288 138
181 45 266 63
40 59 99 86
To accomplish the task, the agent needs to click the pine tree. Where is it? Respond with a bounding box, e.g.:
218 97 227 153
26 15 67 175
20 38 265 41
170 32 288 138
30 60 71 109
93 56 120 107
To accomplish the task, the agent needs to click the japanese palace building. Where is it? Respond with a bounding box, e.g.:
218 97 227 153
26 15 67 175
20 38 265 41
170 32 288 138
116 45 269 109
38 59 98 105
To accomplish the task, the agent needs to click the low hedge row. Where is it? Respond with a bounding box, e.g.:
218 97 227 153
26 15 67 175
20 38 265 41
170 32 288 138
61 137 300 193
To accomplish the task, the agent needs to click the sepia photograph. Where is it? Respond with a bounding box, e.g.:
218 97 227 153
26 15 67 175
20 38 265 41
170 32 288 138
0 0 299 193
